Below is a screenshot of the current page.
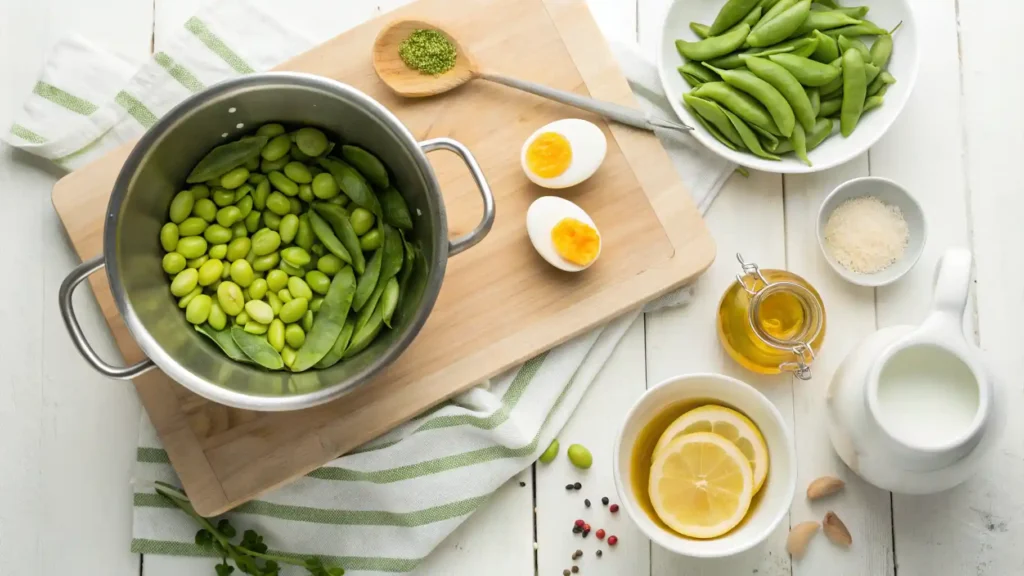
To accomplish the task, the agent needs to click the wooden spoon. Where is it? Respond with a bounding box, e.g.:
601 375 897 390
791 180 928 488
372 19 692 134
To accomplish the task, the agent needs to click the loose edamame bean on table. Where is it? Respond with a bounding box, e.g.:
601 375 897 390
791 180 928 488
161 122 418 373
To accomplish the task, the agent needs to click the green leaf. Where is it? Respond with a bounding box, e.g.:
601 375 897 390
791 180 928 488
195 529 214 547
217 518 237 539
241 530 268 554
187 136 268 184
215 562 236 576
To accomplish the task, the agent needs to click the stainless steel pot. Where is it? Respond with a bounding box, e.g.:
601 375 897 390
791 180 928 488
58 72 495 411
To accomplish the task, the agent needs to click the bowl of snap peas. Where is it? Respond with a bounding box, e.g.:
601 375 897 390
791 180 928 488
58 73 495 411
658 0 919 173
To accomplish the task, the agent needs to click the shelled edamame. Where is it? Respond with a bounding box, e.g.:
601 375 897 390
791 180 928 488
163 123 419 372
677 0 900 166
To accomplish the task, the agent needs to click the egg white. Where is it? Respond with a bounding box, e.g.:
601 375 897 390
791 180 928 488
526 196 601 272
520 119 607 189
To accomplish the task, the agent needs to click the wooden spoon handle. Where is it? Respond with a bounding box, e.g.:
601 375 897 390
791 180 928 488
478 73 692 134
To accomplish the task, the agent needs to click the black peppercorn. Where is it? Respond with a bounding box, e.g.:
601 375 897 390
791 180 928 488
519 481 526 487
574 482 582 490
601 496 609 505
563 570 570 576
596 550 603 558
566 483 575 490
572 567 579 573
584 498 591 507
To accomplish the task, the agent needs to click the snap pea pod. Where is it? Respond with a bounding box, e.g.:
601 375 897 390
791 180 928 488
753 0 797 32
709 0 760 35
791 123 811 166
746 0 810 48
676 24 750 62
813 0 838 7
824 20 889 38
186 136 267 184
749 123 780 150
768 53 841 86
692 81 782 136
290 266 356 372
707 36 815 69
195 324 252 364
685 103 742 151
679 62 721 87
314 318 356 369
833 6 870 19
732 5 763 32
683 94 747 149
808 87 821 117
871 33 893 68
806 117 835 150
308 211 353 265
818 95 842 118
766 138 793 154
868 71 896 97
690 22 711 38
863 95 884 112
810 30 840 63
230 326 284 370
341 145 389 189
355 280 388 334
353 247 383 312
318 157 382 216
379 224 405 282
381 277 400 328
705 65 796 137
313 203 365 274
819 57 845 97
721 108 781 160
343 304 384 359
792 11 861 37
864 62 881 85
380 187 413 231
743 56 816 132
840 48 867 137
838 35 871 61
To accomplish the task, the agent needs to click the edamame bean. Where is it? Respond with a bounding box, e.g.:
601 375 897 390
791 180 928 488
261 134 292 161
245 300 275 325
360 228 384 251
295 127 328 157
268 319 286 351
208 302 227 331
692 82 781 135
235 195 253 220
708 0 760 35
163 252 186 274
253 252 280 272
349 208 375 236
217 282 245 316
235 311 250 325
288 277 313 301
190 184 210 200
168 190 194 224
280 297 308 324
230 259 255 288
312 172 340 199
244 322 268 335
193 198 218 223
198 259 224 286
267 292 283 315
266 269 289 292
676 24 750 62
316 254 344 275
281 345 297 368
288 197 303 216
263 211 282 231
186 294 213 325
275 214 297 245
260 155 289 173
743 56 816 132
187 255 208 268
257 123 286 138
567 444 593 469
176 237 208 259
285 324 306 349
231 222 247 239
269 171 299 197
266 191 291 216
539 440 559 463
746 0 809 48
178 287 202 308
220 167 250 190
279 289 293 303
203 224 233 245
305 270 331 295
310 297 324 312
170 268 199 297
253 178 270 210
244 210 261 233
768 53 841 87
283 162 312 184
252 228 281 256
244 156 260 171
281 246 311 268
839 48 867 137
298 184 314 203
706 65 796 137
249 278 268 301
226 237 251 262
212 188 236 207
160 223 179 252
216 206 242 228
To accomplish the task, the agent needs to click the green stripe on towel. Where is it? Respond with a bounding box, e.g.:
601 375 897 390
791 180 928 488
154 52 206 93
185 17 255 74
32 81 98 115
115 91 158 128
9 123 45 143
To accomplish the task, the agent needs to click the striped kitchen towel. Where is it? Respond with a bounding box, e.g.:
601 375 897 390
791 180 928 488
4 0 733 573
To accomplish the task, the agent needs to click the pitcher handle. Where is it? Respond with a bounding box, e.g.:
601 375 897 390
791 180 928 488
920 248 973 336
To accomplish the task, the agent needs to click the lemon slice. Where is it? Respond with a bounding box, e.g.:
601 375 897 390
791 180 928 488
649 432 754 539
653 405 769 494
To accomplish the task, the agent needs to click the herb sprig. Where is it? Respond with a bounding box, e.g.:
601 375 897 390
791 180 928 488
155 481 344 576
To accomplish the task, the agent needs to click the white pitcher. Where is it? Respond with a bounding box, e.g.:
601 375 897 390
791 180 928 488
826 249 1003 494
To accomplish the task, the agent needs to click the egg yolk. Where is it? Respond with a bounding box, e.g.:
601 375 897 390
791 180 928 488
551 218 600 266
526 132 573 178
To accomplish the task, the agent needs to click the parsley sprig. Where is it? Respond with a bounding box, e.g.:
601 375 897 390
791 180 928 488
155 481 344 576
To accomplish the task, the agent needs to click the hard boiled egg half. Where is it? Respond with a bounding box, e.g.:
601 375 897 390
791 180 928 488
527 196 601 272
521 119 607 189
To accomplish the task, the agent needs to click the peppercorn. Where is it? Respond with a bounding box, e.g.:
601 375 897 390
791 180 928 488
574 519 585 528
519 481 526 487
573 526 582 534
610 504 619 513
572 566 579 573
596 529 606 540
582 529 590 538
608 535 618 546
574 482 582 490
596 550 603 558
566 484 575 490
601 497 609 505
573 549 583 559
563 570 571 576
584 498 591 507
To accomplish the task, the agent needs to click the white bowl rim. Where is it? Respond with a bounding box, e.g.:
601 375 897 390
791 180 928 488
815 176 928 287
611 372 797 558
656 0 921 174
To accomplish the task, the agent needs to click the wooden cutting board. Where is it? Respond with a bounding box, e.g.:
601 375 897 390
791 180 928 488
51 0 715 516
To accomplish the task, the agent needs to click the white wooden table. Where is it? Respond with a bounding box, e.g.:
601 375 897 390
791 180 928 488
2 0 1020 574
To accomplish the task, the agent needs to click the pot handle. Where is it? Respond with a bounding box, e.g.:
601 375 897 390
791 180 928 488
58 256 155 379
419 137 496 257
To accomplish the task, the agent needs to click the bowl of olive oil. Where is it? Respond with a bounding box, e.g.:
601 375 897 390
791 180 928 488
612 373 796 558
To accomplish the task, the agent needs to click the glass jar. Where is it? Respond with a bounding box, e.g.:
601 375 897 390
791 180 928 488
717 254 826 379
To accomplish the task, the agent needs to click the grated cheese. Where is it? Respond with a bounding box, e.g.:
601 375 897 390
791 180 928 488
824 196 909 274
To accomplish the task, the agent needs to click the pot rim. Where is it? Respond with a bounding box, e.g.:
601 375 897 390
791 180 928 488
104 72 448 411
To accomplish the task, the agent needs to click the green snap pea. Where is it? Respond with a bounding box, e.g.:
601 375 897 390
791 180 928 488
283 162 312 184
690 22 711 38
217 282 244 316
808 87 821 117
285 324 306 349
683 94 746 149
268 171 299 197
754 0 796 32
295 127 328 157
278 214 299 244
341 145 390 189
190 185 210 200
819 62 845 97
244 322 268 335
230 259 255 287
344 307 383 358
353 248 382 312
840 48 867 137
265 191 291 216
193 198 218 223
178 287 202 309
838 35 870 61
706 65 796 137
249 278 268 301
791 123 811 166
248 173 266 185
567 444 593 469
768 53 841 86
679 62 721 87
380 187 413 231
252 228 282 256
298 184 315 203
317 254 344 276
868 71 896 97
793 10 861 37
204 224 233 245
220 167 249 190
163 252 186 274
309 211 353 265
187 137 266 184
864 94 884 112
539 439 559 464
312 172 340 199
709 0 760 35
722 108 781 160
871 33 893 68
743 56 816 132
360 228 384 252
169 190 195 224
198 259 224 286
318 158 382 216
811 30 839 63
176 237 208 259
160 223 179 252
746 0 809 48
263 211 282 231
281 246 311 268
806 117 835 150
208 302 227 331
676 24 750 62
864 62 881 85
252 252 280 272
288 276 313 301
314 318 355 369
170 268 199 297
833 6 869 19
732 5 763 32
211 188 235 208
692 81 781 135
186 294 213 325
292 266 356 371
765 138 792 154
306 270 332 295
825 20 889 38
381 277 400 327
268 319 286 351
750 123 780 149
261 135 292 162
230 326 284 370
705 36 814 70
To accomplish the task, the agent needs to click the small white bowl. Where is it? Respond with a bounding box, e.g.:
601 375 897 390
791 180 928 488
612 373 796 558
816 177 926 287
657 0 920 173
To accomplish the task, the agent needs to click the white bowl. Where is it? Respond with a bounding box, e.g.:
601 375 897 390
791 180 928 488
816 176 926 286
612 373 796 558
657 0 920 173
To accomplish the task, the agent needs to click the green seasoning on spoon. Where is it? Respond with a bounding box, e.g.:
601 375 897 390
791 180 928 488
399 29 457 75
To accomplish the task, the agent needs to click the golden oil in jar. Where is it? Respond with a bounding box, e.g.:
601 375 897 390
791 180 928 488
717 255 826 378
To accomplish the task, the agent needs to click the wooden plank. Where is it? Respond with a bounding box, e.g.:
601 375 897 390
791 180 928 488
882 0 1024 574
0 0 152 574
